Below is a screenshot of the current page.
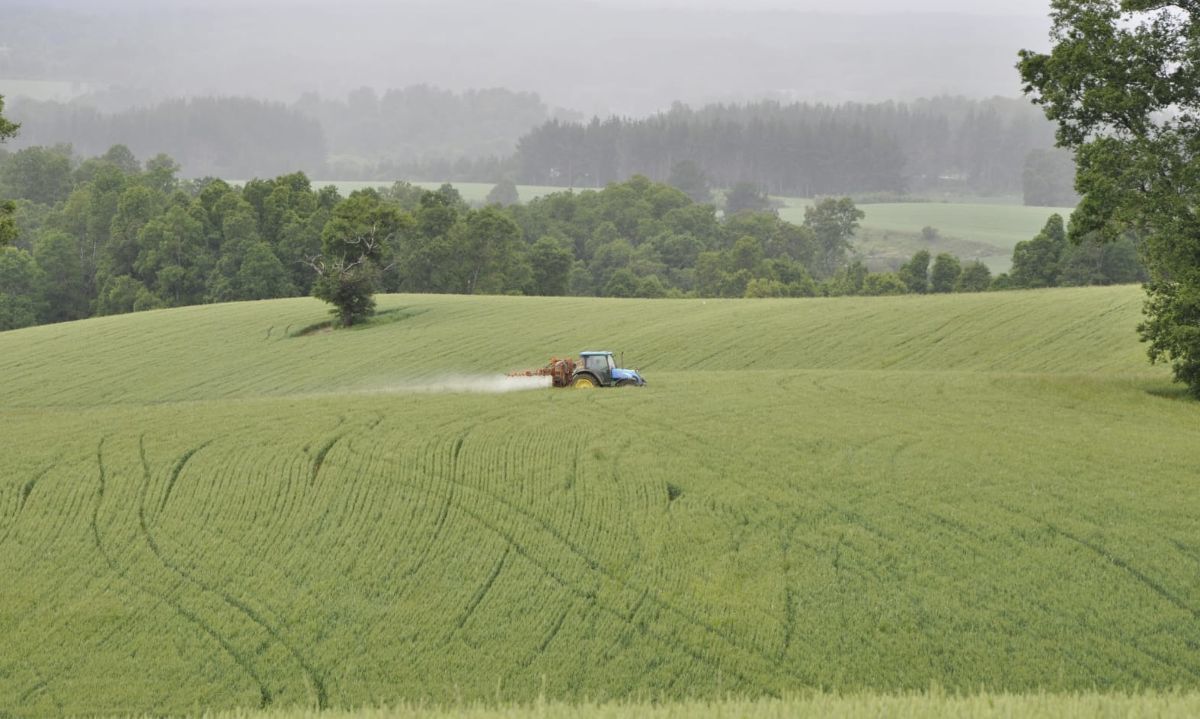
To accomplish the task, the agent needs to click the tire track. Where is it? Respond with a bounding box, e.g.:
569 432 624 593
409 468 776 694
159 440 214 513
90 438 274 709
137 437 329 709
452 546 510 632
17 661 64 715
439 437 788 676
0 459 59 549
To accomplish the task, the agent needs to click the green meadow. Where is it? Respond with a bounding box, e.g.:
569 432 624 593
1 287 1197 717
777 198 1077 271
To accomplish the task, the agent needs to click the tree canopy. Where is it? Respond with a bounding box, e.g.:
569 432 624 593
1019 0 1200 396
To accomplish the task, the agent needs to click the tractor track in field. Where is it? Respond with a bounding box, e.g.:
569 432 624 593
90 438 275 710
452 545 511 634
137 436 330 710
17 660 64 714
386 440 772 693
417 457 789 690
0 459 58 549
159 440 214 513
991 499 1200 681
1046 521 1200 623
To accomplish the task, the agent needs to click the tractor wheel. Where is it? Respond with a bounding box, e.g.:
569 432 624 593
615 379 636 387
572 374 598 389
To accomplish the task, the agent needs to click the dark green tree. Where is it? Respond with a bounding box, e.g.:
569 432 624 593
528 236 574 295
1019 0 1200 395
34 229 88 321
804 197 864 278
603 268 639 297
956 261 993 292
308 235 386 327
930 253 962 293
1010 214 1067 288
0 247 46 329
898 249 931 293
0 144 73 206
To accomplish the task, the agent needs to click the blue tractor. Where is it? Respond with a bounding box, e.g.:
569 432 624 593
570 351 647 388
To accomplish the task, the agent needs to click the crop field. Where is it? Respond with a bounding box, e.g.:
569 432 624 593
1 287 1198 716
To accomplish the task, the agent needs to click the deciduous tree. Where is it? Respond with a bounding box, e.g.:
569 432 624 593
1019 0 1200 395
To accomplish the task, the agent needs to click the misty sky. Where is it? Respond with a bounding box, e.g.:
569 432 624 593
602 0 1051 14
3 0 1057 115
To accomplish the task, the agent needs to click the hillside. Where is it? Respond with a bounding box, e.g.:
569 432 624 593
1 287 1198 716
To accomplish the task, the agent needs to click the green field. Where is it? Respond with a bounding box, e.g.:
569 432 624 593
1 287 1198 716
777 198 1076 271
303 181 568 205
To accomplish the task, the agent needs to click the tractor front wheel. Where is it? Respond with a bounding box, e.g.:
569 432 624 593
572 374 598 389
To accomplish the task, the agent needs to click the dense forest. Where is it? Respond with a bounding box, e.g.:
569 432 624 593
4 92 1072 201
512 97 1057 197
0 144 1138 331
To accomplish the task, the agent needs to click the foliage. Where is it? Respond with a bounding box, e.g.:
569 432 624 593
0 144 73 205
1018 0 1200 396
485 179 520 207
804 197 864 278
929 253 961 293
1010 215 1067 289
898 250 930 294
956 261 992 293
0 95 19 142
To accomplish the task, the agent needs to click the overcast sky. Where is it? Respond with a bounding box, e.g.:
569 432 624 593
602 0 1051 14
3 0 1056 115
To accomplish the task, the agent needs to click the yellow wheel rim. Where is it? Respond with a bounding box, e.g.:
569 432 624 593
572 376 596 388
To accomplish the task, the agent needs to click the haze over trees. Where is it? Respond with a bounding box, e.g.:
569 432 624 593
4 93 1069 202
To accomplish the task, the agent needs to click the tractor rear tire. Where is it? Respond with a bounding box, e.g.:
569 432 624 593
572 374 598 388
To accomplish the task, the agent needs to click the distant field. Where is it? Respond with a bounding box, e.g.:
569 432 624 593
309 181 569 205
2 287 1198 716
777 197 1076 271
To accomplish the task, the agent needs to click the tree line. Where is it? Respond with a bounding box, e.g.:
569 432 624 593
0 138 1142 332
6 93 1073 203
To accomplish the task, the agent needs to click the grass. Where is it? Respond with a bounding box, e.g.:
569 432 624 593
162 692 1200 719
1 287 1197 717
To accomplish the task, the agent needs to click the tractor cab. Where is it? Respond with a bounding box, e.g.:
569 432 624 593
574 351 646 387
580 351 616 384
